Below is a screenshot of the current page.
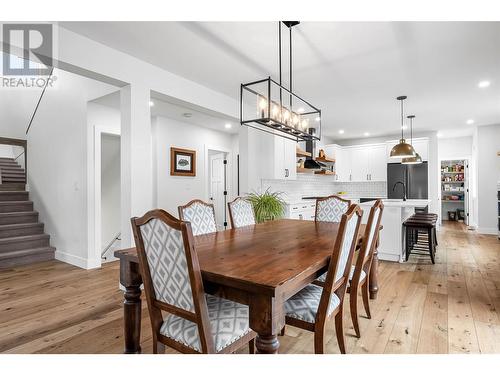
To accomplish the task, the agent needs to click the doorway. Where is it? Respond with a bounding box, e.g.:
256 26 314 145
100 133 121 261
208 150 229 230
440 159 469 227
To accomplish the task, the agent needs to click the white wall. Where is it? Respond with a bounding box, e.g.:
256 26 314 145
475 124 500 234
101 133 121 257
438 136 472 160
153 115 238 217
27 69 117 268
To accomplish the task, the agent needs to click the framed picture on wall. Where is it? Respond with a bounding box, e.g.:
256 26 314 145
170 147 196 176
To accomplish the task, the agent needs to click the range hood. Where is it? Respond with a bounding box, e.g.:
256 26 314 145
303 128 325 169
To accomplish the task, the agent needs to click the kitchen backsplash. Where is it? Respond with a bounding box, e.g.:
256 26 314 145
261 174 387 202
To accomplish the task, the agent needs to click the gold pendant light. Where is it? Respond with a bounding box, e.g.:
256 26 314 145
402 115 423 164
390 96 416 159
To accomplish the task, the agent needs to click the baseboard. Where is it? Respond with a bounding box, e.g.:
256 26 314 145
55 250 101 269
477 227 498 235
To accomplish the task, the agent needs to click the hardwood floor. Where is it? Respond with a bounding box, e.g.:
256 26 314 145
1 221 499 354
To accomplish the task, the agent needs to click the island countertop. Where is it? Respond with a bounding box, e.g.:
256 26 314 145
359 199 430 208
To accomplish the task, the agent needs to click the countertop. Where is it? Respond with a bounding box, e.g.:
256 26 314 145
359 199 431 207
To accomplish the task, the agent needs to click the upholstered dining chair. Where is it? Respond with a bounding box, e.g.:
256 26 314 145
315 195 351 223
131 209 256 354
283 205 363 354
178 199 217 236
228 197 256 228
315 199 384 338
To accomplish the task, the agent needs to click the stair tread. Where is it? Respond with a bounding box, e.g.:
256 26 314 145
0 233 49 243
0 246 55 260
0 211 37 216
0 201 31 205
0 222 43 229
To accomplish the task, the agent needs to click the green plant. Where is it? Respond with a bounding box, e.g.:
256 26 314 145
246 189 286 223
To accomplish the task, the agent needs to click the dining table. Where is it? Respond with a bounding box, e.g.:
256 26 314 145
114 218 381 354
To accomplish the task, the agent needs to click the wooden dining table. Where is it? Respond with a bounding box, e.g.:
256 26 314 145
114 219 381 354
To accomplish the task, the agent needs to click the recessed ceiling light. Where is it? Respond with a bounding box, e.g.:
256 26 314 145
182 112 193 118
338 129 345 134
364 132 370 137
297 107 305 113
466 119 474 125
437 132 442 138
149 100 154 107
225 123 232 129
478 80 491 88
315 117 321 122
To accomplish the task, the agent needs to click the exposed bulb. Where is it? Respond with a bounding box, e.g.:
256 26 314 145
301 119 309 131
258 96 268 118
292 113 300 127
271 104 280 120
283 109 290 124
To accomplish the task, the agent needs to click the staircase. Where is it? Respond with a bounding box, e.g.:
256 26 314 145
0 157 26 191
0 163 55 268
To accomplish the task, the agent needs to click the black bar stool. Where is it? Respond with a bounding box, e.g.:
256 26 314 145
403 214 438 264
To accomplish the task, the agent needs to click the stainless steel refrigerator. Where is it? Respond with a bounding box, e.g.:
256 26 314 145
387 162 428 199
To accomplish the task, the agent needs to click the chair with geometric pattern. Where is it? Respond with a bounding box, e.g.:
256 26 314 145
283 204 363 354
131 209 256 354
315 199 384 338
178 199 217 236
315 195 351 223
228 197 256 229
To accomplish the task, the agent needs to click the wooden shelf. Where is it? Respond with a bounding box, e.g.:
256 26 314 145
296 167 313 174
314 170 335 175
441 171 464 174
296 149 311 158
442 200 464 203
441 181 464 184
315 156 335 163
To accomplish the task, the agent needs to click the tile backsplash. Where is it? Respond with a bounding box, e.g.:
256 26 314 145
261 174 387 202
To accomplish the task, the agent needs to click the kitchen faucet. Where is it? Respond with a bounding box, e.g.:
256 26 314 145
393 181 407 201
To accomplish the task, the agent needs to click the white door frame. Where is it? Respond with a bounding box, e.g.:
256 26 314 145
89 124 121 268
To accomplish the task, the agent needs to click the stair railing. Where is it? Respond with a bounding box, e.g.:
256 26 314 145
101 232 121 260
0 137 27 184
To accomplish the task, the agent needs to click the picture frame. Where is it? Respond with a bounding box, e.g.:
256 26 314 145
170 147 196 176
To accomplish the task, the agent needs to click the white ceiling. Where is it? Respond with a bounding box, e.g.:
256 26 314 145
61 21 500 140
91 90 239 135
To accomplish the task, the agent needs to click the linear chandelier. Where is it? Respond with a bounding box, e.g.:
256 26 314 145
240 21 322 142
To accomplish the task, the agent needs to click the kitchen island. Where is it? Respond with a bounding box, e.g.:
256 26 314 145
359 199 431 262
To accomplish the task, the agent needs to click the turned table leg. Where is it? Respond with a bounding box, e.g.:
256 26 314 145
249 295 283 354
120 259 143 354
369 236 380 300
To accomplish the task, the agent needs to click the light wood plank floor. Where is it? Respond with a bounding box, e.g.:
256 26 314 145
1 222 499 354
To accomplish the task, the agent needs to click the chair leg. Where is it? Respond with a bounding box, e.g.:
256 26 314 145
280 326 286 336
153 340 165 354
349 284 360 338
361 281 371 319
433 227 438 246
405 226 411 261
314 324 325 354
334 310 346 354
248 338 255 354
428 228 435 264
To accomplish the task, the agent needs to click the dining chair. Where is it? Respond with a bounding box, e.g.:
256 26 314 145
315 195 351 223
131 209 256 354
314 200 384 338
228 197 256 228
283 204 363 354
178 199 217 236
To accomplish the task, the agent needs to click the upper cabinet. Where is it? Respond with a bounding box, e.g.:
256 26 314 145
274 136 297 180
331 143 387 182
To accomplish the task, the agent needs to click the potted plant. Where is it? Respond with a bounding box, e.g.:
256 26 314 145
246 189 286 223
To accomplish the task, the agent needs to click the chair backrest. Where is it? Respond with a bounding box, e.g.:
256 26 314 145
317 204 363 318
178 199 217 236
228 197 256 228
353 200 384 282
315 195 351 223
131 209 214 353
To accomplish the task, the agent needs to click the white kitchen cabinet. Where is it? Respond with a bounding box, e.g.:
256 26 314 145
271 136 297 180
341 144 387 182
369 144 387 181
324 144 345 181
285 201 316 221
351 146 370 181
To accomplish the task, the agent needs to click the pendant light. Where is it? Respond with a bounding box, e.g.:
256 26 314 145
402 115 422 164
390 96 416 159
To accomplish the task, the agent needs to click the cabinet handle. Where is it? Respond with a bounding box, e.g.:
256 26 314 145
285 168 289 178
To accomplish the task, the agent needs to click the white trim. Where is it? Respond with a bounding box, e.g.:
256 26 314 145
477 227 498 235
55 250 100 269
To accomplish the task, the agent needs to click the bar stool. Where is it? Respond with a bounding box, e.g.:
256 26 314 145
403 215 437 264
412 213 438 246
